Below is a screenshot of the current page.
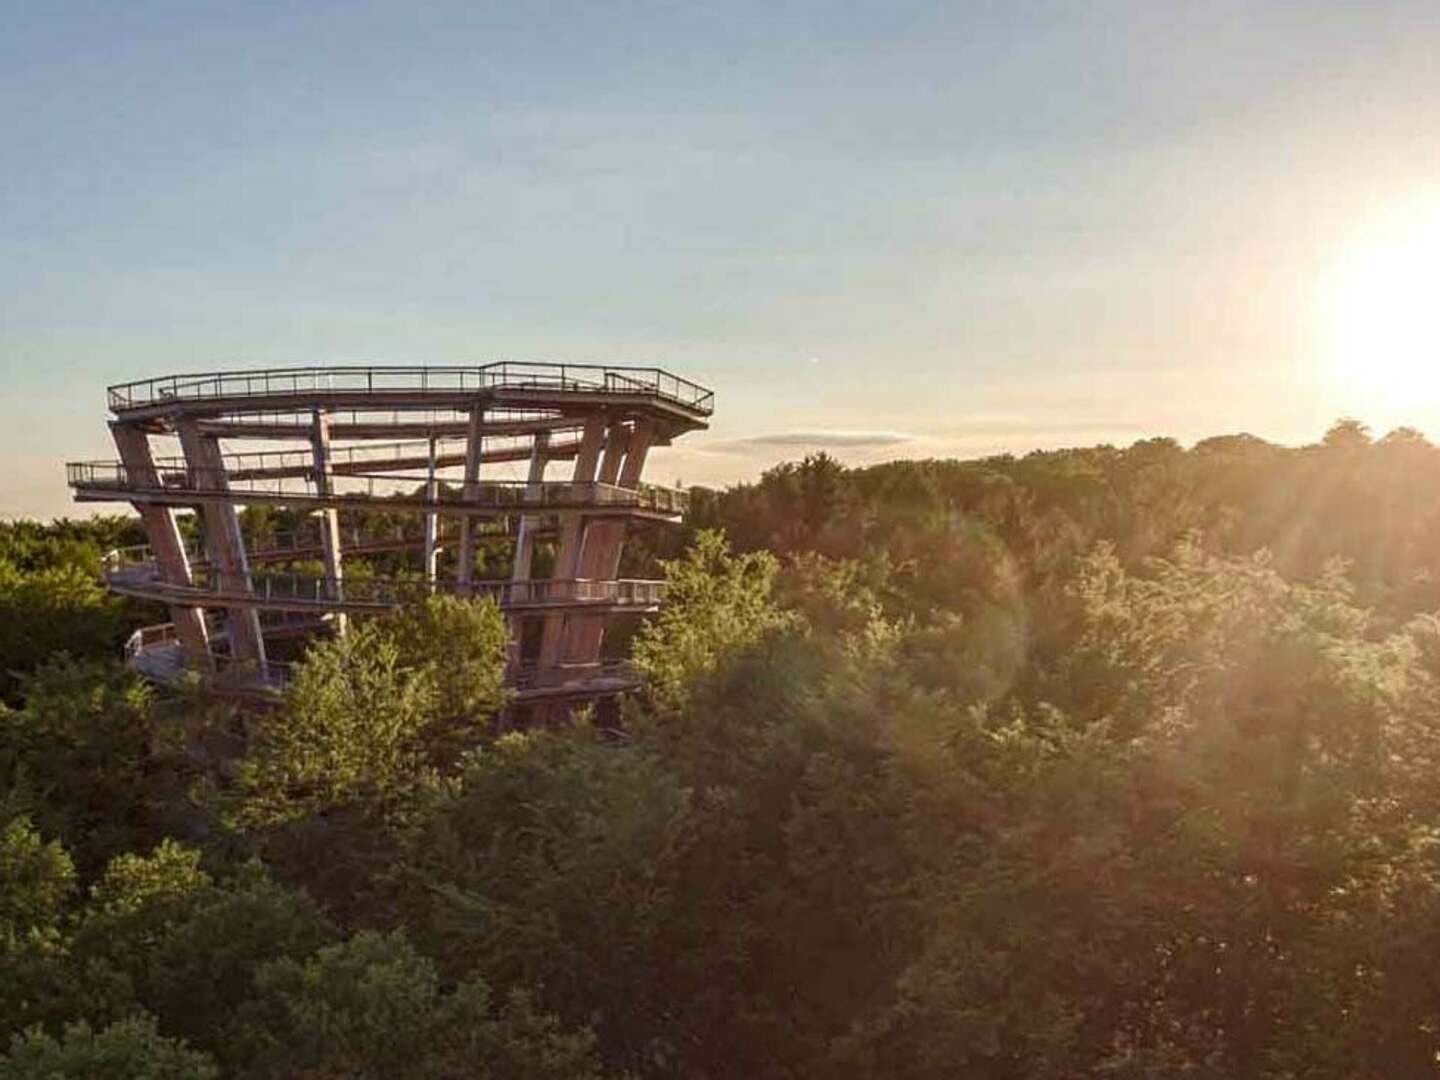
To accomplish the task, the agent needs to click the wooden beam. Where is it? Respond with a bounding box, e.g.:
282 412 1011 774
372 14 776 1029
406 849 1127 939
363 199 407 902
538 415 607 668
310 409 347 637
219 437 581 483
423 435 439 583
456 405 486 587
194 415 584 440
174 418 266 666
567 419 656 662
110 423 211 665
511 431 550 583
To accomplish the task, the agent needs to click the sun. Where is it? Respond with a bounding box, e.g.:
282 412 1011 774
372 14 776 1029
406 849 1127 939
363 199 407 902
1320 198 1440 427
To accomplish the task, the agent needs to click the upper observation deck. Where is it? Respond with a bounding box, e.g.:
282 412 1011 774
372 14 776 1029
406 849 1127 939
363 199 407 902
106 362 714 430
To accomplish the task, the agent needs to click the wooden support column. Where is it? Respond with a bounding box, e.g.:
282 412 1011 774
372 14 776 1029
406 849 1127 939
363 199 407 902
456 404 485 590
567 419 655 662
538 415 606 667
511 431 550 582
309 409 347 636
175 418 266 666
423 435 440 584
110 423 211 665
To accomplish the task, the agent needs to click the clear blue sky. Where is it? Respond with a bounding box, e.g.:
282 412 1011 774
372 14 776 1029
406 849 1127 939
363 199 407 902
5 0 1440 517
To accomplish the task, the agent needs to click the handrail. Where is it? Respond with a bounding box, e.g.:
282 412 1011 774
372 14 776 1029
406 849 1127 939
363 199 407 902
71 463 689 515
207 655 296 694
110 560 667 610
142 429 581 480
105 362 715 415
102 520 464 574
121 632 639 700
508 660 638 691
123 609 319 661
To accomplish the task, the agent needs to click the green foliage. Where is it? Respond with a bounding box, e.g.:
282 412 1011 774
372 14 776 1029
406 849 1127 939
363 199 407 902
18 428 1440 1077
829 540 1440 1077
0 562 125 700
0 816 75 947
631 529 797 710
233 622 439 828
244 930 608 1080
0 517 145 702
0 1014 218 1079
136 862 336 1065
0 826 335 1063
232 596 511 830
0 816 86 1043
385 593 511 730
0 657 179 873
412 727 691 1067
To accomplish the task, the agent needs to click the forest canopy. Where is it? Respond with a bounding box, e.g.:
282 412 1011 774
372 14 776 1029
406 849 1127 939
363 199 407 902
7 423 1440 1077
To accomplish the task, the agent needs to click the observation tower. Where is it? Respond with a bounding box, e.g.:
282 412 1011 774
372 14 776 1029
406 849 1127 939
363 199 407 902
66 362 713 707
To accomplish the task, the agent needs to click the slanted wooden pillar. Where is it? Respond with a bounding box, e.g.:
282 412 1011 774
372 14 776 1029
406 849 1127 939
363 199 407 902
511 430 550 582
423 434 440 584
567 419 655 662
456 405 486 590
110 423 211 666
538 415 607 667
175 418 266 666
309 408 346 636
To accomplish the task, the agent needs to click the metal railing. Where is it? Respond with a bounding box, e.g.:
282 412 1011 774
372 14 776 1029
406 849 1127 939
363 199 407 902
109 558 666 611
124 649 641 701
508 660 639 692
144 429 580 482
122 609 319 660
122 627 641 699
69 463 689 515
102 521 463 577
207 655 295 695
123 620 192 663
106 362 715 415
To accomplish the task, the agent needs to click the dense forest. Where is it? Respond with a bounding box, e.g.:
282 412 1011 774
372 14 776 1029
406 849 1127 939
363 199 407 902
9 419 1440 1077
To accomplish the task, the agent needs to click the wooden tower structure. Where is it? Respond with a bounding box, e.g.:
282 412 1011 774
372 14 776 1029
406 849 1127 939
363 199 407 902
66 362 712 706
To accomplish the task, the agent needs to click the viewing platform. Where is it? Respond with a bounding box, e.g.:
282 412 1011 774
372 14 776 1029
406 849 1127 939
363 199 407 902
103 545 666 616
125 618 642 705
69 463 689 520
105 362 713 426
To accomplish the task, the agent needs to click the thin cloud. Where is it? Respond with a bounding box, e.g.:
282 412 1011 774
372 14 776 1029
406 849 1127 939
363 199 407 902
935 415 1153 438
702 430 917 454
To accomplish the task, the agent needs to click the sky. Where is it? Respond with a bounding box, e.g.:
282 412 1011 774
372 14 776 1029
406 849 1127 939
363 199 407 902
4 0 1440 518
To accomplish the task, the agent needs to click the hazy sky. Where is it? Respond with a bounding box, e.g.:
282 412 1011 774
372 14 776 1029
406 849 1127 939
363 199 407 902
5 0 1440 518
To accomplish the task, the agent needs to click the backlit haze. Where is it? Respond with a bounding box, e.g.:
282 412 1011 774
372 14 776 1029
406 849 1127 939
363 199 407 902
4 1 1440 518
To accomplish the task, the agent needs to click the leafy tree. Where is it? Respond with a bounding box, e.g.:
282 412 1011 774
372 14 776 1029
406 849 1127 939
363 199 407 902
0 816 86 1042
0 1015 218 1080
232 597 512 831
1323 417 1374 448
836 539 1440 1077
231 622 439 829
0 815 74 945
0 657 180 874
0 562 127 701
243 930 608 1080
384 593 511 732
412 728 691 1069
632 530 797 711
99 859 334 1067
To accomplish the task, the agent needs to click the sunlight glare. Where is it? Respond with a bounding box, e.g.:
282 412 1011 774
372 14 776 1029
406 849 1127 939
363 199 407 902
1321 198 1440 425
